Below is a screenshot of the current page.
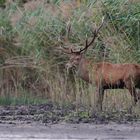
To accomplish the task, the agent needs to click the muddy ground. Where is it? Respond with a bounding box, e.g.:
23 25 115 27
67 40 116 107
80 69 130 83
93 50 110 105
0 122 140 140
0 103 139 124
0 103 140 139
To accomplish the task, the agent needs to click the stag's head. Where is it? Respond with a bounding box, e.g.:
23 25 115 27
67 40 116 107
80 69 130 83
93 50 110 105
60 17 105 72
65 52 82 70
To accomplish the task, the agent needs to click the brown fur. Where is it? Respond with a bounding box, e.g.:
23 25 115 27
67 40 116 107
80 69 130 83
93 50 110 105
66 53 140 111
63 16 139 111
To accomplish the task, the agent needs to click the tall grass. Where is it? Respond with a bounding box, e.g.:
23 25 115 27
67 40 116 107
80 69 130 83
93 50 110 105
0 0 140 117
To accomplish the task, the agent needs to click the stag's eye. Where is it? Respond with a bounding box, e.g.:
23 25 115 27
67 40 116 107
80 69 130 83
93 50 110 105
76 57 80 60
70 58 74 61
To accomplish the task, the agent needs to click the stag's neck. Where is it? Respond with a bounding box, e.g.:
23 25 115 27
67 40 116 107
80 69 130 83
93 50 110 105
77 57 93 83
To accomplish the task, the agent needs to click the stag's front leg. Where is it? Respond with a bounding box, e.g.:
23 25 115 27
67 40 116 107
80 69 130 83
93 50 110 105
96 87 104 111
128 87 138 105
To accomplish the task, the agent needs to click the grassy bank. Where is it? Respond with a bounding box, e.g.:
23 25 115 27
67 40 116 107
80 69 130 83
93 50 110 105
0 0 140 119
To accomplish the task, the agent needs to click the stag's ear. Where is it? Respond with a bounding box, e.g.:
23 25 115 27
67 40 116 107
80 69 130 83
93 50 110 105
80 50 86 55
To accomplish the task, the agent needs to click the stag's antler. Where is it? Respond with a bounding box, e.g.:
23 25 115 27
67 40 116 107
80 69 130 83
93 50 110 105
60 17 105 54
59 46 74 54
59 22 74 54
78 16 105 53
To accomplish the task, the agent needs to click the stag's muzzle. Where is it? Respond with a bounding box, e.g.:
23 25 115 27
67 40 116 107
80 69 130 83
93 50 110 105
65 63 73 73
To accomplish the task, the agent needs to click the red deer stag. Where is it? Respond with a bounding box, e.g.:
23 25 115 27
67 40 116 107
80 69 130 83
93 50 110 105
60 17 140 111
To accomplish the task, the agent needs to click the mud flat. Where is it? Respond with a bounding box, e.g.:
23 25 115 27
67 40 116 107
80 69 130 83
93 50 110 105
0 104 139 139
0 122 140 140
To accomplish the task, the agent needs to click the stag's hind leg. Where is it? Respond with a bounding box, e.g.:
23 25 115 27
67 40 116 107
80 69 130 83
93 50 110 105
125 79 138 104
137 89 140 100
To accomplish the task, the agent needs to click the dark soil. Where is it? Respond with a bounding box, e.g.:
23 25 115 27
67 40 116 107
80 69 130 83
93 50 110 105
0 103 139 125
0 103 139 139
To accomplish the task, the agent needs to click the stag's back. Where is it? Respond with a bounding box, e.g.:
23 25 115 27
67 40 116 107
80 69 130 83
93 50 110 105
93 62 140 88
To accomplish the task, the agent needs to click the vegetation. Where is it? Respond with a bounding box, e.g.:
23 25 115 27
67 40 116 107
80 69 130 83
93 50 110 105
0 0 140 120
